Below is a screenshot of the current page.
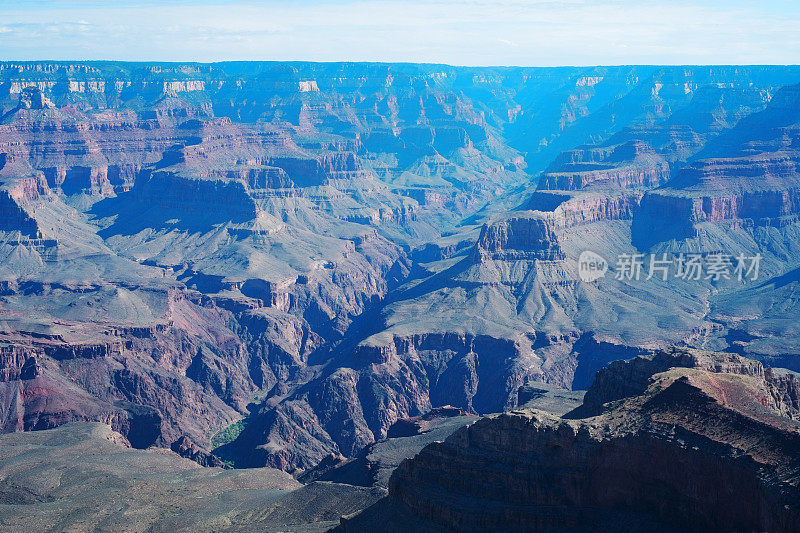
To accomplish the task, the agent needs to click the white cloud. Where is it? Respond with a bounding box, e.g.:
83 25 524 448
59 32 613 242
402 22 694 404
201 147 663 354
0 1 797 65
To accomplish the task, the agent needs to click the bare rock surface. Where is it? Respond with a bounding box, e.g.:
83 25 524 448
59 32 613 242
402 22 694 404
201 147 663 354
338 348 800 532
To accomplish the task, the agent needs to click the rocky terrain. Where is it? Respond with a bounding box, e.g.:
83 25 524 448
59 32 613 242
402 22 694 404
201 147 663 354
339 348 800 532
0 379 581 532
1 61 800 481
0 422 384 532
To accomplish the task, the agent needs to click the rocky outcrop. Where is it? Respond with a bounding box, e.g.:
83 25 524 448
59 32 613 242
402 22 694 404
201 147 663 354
766 368 800 420
633 154 800 248
0 190 39 237
575 347 773 417
216 331 540 472
470 190 642 267
133 170 260 220
170 435 227 468
16 87 54 110
0 346 38 381
41 166 116 196
267 152 367 187
340 349 800 532
213 166 296 191
538 140 670 191
410 237 474 263
472 216 564 261
526 190 643 227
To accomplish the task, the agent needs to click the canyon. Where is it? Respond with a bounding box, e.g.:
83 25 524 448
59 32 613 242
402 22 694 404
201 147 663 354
0 61 800 529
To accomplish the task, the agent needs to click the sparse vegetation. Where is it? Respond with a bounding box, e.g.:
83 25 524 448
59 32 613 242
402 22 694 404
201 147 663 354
211 419 248 449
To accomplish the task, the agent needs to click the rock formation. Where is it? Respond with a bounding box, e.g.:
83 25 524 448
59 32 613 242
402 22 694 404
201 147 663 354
0 62 800 475
338 349 800 532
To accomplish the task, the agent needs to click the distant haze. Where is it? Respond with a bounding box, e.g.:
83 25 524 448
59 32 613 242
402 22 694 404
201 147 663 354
0 0 798 66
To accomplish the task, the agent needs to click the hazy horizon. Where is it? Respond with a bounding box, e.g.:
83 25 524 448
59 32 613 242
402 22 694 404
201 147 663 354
3 59 800 68
1 1 799 66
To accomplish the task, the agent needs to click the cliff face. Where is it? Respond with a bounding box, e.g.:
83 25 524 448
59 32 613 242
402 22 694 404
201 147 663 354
341 349 800 532
537 140 670 191
633 153 800 248
0 294 249 449
217 331 537 471
473 216 565 261
267 152 367 187
0 190 39 236
133 171 260 220
525 190 643 228
633 82 800 249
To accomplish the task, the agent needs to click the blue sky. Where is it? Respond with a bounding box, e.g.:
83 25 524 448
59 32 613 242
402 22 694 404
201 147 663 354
0 1 799 65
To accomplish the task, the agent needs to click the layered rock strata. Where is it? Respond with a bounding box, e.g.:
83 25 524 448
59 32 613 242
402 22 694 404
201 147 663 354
340 349 800 532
